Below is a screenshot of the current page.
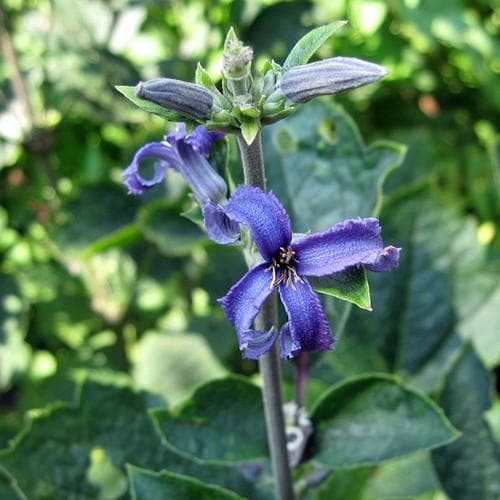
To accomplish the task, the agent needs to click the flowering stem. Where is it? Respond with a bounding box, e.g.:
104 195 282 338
237 131 295 500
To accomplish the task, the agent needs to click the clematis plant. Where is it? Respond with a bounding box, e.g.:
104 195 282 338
118 23 397 500
217 186 400 360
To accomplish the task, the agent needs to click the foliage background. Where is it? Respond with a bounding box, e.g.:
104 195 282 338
0 0 499 498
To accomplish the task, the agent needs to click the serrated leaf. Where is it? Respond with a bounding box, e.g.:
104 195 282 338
283 21 348 70
310 374 459 469
431 344 500 500
310 267 371 310
151 377 267 463
240 117 261 145
265 102 405 232
128 466 242 500
0 382 271 499
115 85 184 121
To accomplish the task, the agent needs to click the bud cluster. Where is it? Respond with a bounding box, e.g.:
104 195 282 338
126 25 387 144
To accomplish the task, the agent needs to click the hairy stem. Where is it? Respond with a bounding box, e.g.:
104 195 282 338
237 131 295 500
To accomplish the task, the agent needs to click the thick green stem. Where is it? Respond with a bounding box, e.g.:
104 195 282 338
237 131 295 500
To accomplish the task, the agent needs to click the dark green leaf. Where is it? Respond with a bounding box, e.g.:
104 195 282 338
310 374 459 469
128 466 242 500
283 21 347 70
432 344 500 500
310 267 371 310
0 382 271 499
151 377 267 463
52 183 138 257
344 189 500 395
139 201 206 257
115 86 184 122
265 102 405 232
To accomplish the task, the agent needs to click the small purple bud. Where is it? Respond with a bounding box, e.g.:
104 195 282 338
280 57 388 103
135 78 213 120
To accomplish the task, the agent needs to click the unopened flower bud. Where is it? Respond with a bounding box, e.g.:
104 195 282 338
135 78 213 120
279 57 387 103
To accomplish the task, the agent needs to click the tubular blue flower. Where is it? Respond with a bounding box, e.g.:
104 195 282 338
123 124 239 243
218 186 400 360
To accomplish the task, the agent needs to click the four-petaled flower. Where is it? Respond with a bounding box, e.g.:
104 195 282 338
123 124 239 243
218 187 400 360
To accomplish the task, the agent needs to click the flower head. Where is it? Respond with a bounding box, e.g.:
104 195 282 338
123 124 239 243
218 186 400 360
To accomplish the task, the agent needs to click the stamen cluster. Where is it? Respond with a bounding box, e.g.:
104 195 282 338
266 246 303 289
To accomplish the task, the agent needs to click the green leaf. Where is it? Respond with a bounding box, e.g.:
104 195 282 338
240 117 261 145
362 452 441 500
265 102 405 232
52 183 139 258
128 466 242 500
132 332 226 406
115 85 184 121
0 382 271 499
151 377 267 463
344 189 500 395
310 267 371 310
0 273 29 391
139 201 206 257
283 21 348 70
310 374 459 469
431 344 500 500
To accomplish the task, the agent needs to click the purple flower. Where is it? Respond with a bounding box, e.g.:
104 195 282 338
123 124 239 243
218 187 400 360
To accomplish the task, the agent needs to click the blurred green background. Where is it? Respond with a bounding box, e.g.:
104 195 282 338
0 0 499 498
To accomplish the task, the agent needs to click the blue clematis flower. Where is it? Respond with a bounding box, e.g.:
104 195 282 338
123 124 239 244
218 186 400 360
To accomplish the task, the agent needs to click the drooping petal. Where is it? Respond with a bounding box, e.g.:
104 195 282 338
123 142 175 195
174 140 228 204
185 126 225 157
240 327 279 360
280 323 301 360
223 186 292 260
203 202 240 244
278 279 334 359
293 218 399 277
218 263 274 356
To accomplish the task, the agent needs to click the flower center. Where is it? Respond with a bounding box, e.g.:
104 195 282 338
265 246 303 289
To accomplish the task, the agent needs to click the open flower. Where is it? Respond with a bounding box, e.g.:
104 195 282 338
218 186 400 360
123 124 239 243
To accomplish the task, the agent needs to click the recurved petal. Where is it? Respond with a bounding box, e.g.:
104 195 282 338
218 263 274 354
278 279 334 359
123 142 174 195
293 218 399 277
240 327 279 360
224 186 292 260
365 245 401 272
185 126 225 157
280 56 387 103
203 202 240 244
